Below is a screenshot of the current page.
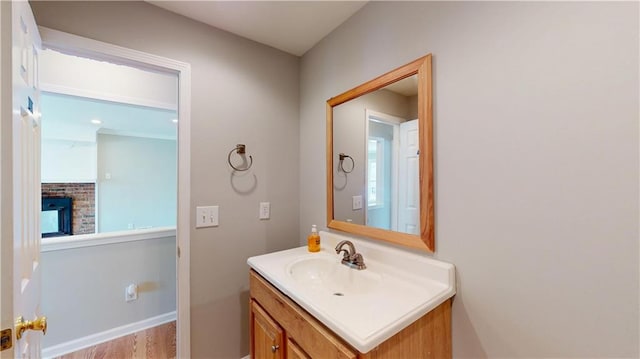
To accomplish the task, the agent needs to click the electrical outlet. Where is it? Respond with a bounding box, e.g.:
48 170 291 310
259 202 270 220
125 284 138 302
196 206 219 228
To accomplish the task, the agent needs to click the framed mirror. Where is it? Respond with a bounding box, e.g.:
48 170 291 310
326 55 433 252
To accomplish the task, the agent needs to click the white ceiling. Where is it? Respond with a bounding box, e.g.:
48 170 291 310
147 1 368 56
41 92 178 142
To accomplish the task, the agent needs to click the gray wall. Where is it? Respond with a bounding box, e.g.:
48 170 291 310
31 2 300 358
97 134 177 232
301 2 639 358
41 236 176 347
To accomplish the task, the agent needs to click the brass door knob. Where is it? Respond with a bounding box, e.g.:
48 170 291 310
271 344 279 353
15 316 47 340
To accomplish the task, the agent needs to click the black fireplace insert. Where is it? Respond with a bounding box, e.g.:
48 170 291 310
41 197 72 237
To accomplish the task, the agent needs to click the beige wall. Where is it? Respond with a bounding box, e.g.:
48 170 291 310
301 2 638 357
30 2 300 358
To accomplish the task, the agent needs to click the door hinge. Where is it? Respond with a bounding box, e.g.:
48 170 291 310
177 246 181 258
0 328 12 351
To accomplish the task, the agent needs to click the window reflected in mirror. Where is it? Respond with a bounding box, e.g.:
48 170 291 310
367 137 383 208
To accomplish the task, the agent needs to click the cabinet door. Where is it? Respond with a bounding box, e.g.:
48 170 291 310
286 338 311 359
251 300 284 359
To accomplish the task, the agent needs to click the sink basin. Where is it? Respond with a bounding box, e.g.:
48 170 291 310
288 256 336 284
286 254 381 295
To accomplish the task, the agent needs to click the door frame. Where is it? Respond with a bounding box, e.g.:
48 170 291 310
37 27 191 358
0 2 10 358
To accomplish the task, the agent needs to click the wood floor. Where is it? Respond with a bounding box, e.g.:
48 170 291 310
55 321 176 359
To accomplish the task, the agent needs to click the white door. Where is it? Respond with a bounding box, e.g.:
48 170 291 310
398 119 419 234
11 2 44 357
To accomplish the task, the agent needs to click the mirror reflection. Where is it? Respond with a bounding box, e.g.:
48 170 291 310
333 75 419 234
327 54 433 252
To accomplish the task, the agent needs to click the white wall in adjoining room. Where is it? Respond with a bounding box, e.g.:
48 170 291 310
300 2 639 357
41 234 176 353
41 139 96 183
97 133 177 232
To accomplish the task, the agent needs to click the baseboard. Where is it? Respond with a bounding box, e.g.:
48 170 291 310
42 311 176 359
241 356 250 359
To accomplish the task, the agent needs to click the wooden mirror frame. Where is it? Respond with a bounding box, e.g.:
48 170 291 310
326 54 434 252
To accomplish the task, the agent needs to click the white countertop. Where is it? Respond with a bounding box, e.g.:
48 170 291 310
247 231 456 353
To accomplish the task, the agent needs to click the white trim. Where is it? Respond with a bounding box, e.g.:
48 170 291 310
364 110 370 224
42 311 176 359
38 27 181 75
41 82 177 111
241 356 250 359
366 109 404 126
94 144 99 232
41 178 96 184
39 27 192 359
0 2 5 357
97 127 176 141
41 227 176 252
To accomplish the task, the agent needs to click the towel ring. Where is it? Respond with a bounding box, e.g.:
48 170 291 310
228 144 253 171
338 153 354 173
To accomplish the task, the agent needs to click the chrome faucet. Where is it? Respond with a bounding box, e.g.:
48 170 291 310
335 240 366 270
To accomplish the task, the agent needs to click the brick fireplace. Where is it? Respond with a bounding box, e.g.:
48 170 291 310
42 183 95 235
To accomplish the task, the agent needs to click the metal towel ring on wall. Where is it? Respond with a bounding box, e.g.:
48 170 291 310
338 153 355 173
228 144 253 171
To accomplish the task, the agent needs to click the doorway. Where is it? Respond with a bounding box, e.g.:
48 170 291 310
37 28 191 358
39 68 178 355
364 109 419 234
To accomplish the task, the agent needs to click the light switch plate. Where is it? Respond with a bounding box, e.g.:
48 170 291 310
352 195 363 210
196 205 219 228
210 206 219 226
259 202 270 220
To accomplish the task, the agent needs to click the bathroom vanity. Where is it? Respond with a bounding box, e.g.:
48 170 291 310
248 54 452 358
248 231 455 359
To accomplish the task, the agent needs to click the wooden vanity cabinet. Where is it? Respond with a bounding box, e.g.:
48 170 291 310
286 338 311 359
250 300 284 359
249 270 452 359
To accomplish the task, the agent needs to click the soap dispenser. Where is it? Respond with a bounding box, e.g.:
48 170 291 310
307 225 320 252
